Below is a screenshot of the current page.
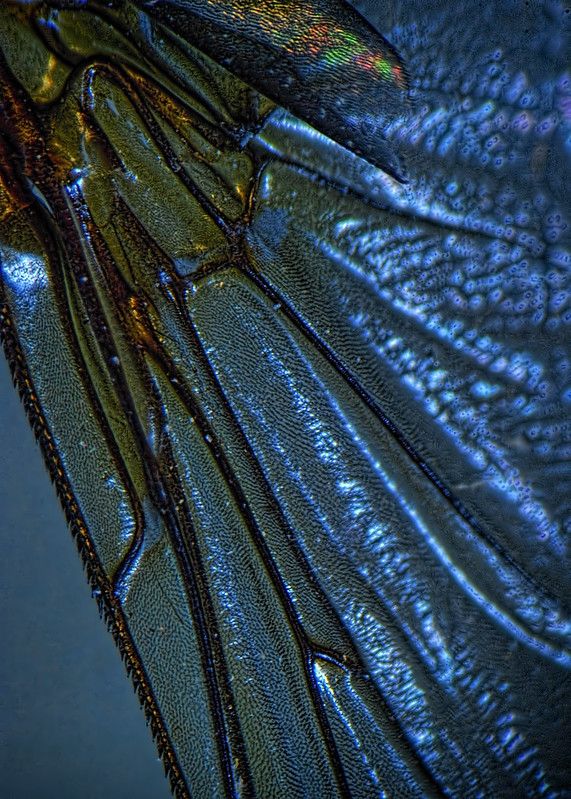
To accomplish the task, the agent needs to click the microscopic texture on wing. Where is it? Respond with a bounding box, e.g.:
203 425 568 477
0 1 569 798
137 0 408 179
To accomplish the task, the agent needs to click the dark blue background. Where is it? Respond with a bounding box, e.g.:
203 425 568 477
0 357 171 798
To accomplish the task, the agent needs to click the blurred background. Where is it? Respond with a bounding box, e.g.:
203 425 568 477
0 357 171 798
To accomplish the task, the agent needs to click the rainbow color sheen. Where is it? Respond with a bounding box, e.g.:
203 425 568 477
136 0 409 177
306 23 401 84
193 1 405 88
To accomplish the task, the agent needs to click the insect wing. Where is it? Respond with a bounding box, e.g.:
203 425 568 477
0 0 569 797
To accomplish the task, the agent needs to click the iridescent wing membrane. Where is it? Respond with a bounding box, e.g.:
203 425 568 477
0 0 569 796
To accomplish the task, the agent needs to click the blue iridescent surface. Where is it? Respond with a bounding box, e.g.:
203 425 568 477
0 0 569 797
